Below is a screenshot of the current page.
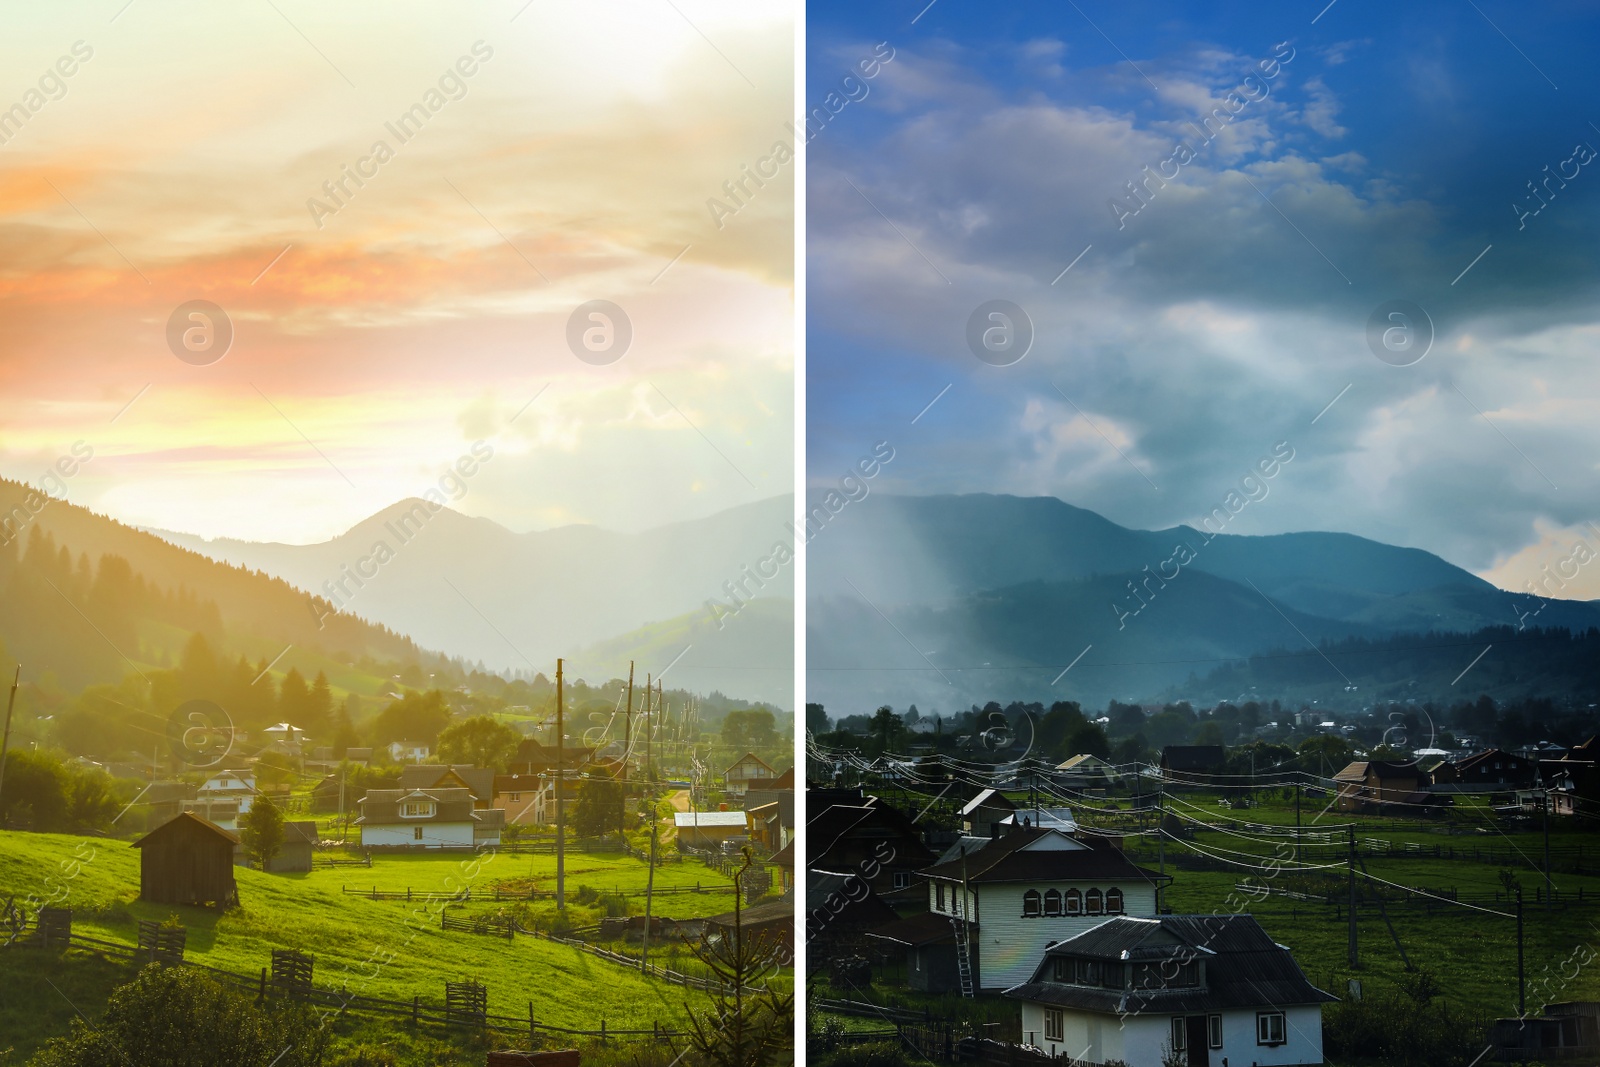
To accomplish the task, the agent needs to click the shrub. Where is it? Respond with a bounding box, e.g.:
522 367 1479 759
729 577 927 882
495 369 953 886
822 1041 908 1067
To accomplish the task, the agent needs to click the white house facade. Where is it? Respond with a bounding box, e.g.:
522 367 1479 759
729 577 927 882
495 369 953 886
357 787 490 848
921 826 1167 991
1006 915 1335 1067
197 772 256 816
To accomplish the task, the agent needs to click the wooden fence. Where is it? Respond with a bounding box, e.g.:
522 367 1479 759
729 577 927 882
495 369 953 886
343 883 738 902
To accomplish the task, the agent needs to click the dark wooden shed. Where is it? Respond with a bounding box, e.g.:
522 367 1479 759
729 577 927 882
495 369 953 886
132 811 239 907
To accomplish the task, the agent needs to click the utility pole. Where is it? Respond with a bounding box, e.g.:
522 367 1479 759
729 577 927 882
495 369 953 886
1347 825 1359 968
0 666 19 816
623 661 634 838
1295 782 1302 867
1542 776 1553 912
556 657 565 912
1517 886 1526 1016
644 673 652 784
1156 777 1165 912
641 786 659 970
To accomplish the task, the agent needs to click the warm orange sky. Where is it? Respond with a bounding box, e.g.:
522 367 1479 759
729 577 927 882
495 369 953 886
0 1 794 542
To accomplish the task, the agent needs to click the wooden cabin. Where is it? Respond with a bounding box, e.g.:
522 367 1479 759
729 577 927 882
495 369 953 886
132 812 239 907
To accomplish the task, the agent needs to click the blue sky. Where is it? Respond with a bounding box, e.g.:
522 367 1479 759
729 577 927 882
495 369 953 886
807 0 1600 596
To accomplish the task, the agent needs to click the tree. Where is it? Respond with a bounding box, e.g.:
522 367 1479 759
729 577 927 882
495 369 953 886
367 689 451 748
240 793 284 869
680 850 794 1067
30 963 328 1067
1063 720 1111 760
722 709 779 751
805 703 829 737
573 777 626 838
868 706 903 754
435 714 521 770
1298 733 1353 773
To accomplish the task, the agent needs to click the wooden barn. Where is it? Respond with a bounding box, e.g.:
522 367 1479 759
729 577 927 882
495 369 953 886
265 821 319 873
132 812 239 907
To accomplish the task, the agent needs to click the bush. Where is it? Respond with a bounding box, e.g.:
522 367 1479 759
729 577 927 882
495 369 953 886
820 1041 908 1067
29 964 329 1067
1323 992 1487 1067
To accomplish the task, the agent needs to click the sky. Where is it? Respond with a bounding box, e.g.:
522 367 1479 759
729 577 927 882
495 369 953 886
806 0 1600 601
0 0 793 543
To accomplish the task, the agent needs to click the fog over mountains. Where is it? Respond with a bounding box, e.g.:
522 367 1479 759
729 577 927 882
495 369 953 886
155 495 795 706
806 493 1600 714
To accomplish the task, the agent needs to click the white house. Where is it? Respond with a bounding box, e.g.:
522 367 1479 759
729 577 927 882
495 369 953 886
1005 914 1336 1067
905 825 1168 992
197 771 256 817
386 740 431 764
357 787 498 848
723 753 776 797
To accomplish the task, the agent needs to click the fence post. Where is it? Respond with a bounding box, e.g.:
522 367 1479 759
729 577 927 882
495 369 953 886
413 995 420 1026
529 1002 535 1044
601 1017 607 1043
259 967 267 1001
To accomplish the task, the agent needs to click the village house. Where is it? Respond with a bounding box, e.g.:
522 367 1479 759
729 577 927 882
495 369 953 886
808 797 937 902
398 764 496 808
265 821 319 873
1333 759 1431 811
1005 914 1336 1067
723 752 777 798
1054 754 1121 790
870 824 1168 993
196 770 256 814
744 766 795 844
675 810 749 850
960 788 1017 839
356 787 499 848
133 812 239 907
385 740 431 763
1160 746 1227 784
1453 747 1538 789
508 738 594 776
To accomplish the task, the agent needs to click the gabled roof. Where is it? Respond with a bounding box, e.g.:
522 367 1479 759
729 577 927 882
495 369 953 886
921 827 1163 887
807 799 937 870
1334 760 1424 782
770 840 794 868
725 752 775 776
358 787 477 825
1005 914 1337 1015
1159 746 1226 772
132 811 240 847
960 788 1016 816
1057 754 1115 773
283 821 319 845
674 811 748 828
867 910 966 948
1455 748 1534 773
399 764 494 801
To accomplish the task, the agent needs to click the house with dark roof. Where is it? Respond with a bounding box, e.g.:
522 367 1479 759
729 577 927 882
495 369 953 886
869 825 1168 992
1333 760 1429 811
266 821 319 873
723 752 777 797
807 798 937 901
1453 748 1538 789
806 869 900 952
1159 746 1227 782
1004 914 1336 1066
398 765 496 808
357 787 498 848
960 788 1017 839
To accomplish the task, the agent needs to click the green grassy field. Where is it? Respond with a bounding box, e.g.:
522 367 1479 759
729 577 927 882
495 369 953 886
0 831 771 1062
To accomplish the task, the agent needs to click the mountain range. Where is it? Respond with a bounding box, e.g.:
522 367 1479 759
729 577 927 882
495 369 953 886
152 495 795 705
805 493 1600 714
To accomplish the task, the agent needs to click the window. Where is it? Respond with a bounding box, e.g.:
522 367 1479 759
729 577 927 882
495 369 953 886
1257 1012 1286 1046
1171 1018 1186 1051
1064 889 1082 915
936 883 946 911
1209 1015 1223 1049
508 792 520 802
893 872 911 890
1053 957 1071 981
1105 888 1124 914
1023 890 1042 917
413 826 423 841
1043 889 1062 916
1086 888 1103 915
400 801 435 818
1075 959 1102 986
1043 1010 1064 1043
